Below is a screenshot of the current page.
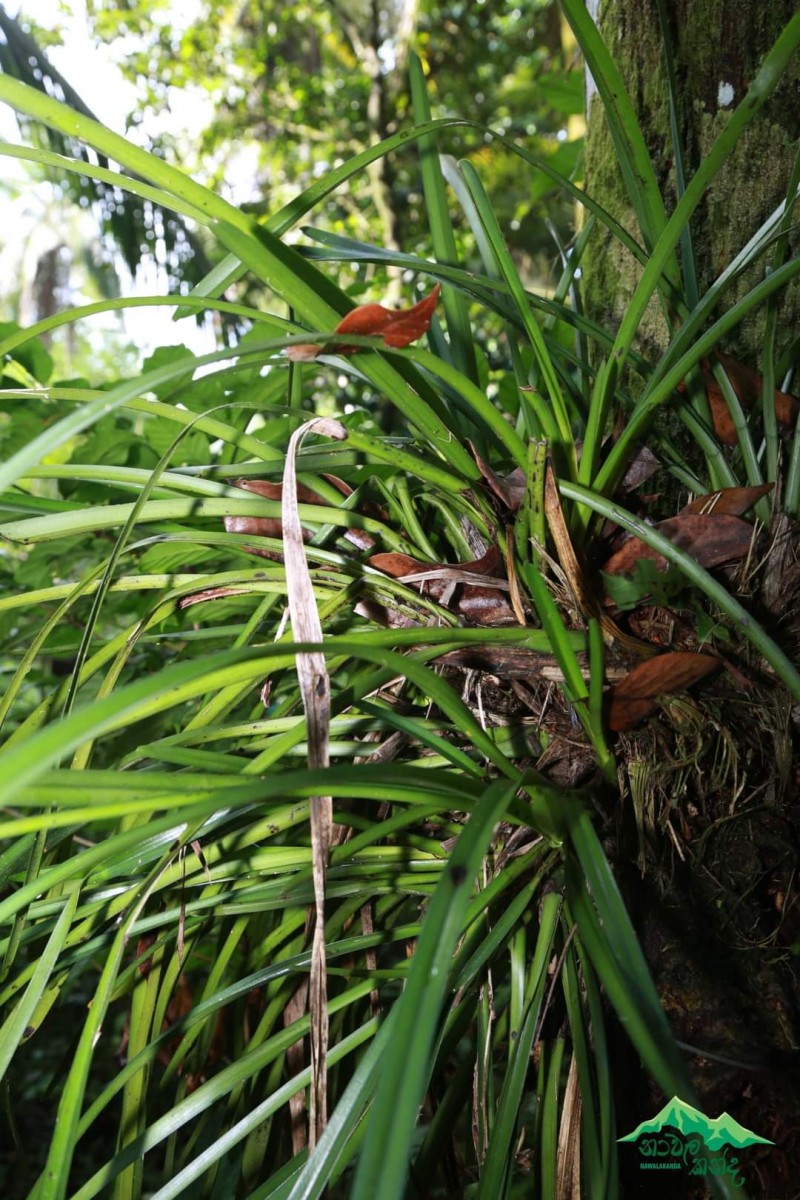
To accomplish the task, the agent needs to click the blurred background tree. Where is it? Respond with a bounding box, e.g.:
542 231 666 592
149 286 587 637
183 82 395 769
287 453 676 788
0 0 585 328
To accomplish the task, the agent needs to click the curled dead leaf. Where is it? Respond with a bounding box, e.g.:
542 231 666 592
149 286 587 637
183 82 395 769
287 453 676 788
286 284 441 362
223 472 376 556
367 545 518 626
608 651 720 731
281 416 347 1148
469 441 526 511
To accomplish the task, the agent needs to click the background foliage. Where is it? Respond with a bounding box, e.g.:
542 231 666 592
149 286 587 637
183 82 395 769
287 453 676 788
1 3 799 1199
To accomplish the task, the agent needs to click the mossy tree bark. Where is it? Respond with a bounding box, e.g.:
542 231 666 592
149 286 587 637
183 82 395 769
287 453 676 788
582 7 800 1193
582 0 800 360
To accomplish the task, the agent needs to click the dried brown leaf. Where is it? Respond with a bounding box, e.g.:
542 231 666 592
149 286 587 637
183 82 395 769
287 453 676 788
619 445 661 492
556 1054 582 1200
469 441 526 511
700 352 799 445
679 482 773 517
504 530 527 625
544 462 599 620
284 979 310 1155
367 546 516 626
602 512 755 576
608 651 720 731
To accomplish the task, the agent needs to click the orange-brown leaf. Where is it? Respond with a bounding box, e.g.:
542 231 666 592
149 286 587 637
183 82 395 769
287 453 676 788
379 285 442 347
333 303 398 338
286 285 441 361
608 651 720 731
335 284 441 348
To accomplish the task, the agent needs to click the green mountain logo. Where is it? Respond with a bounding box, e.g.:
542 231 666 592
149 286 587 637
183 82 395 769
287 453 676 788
618 1096 773 1150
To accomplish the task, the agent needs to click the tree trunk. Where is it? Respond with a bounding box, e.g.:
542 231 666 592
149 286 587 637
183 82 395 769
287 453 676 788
581 6 800 1195
582 0 800 360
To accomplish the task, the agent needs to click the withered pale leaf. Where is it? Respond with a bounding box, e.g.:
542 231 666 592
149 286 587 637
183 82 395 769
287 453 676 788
282 415 347 1148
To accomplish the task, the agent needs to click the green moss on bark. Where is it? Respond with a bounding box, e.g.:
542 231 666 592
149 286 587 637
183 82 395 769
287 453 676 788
582 0 800 363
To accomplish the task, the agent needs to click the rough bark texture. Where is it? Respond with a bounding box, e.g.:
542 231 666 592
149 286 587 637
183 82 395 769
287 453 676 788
583 0 800 360
582 6 800 1196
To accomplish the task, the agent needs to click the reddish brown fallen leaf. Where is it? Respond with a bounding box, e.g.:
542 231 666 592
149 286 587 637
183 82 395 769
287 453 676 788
369 545 504 581
223 513 286 543
608 651 720 731
233 476 352 503
286 284 441 361
680 482 773 517
223 474 376 555
456 587 518 626
367 551 424 578
698 352 799 445
367 545 518 626
602 512 755 577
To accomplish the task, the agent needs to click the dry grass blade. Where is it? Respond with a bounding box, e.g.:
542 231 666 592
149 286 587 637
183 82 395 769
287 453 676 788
543 461 646 655
556 1054 582 1200
544 462 600 621
281 414 348 1148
